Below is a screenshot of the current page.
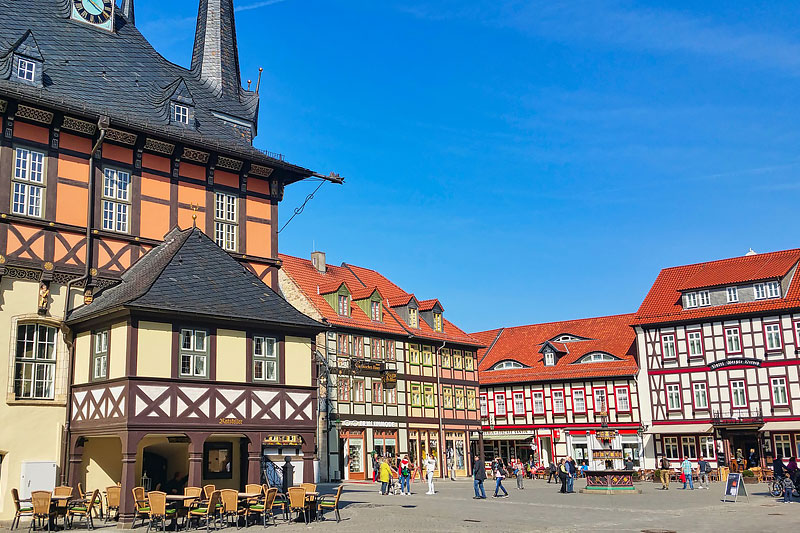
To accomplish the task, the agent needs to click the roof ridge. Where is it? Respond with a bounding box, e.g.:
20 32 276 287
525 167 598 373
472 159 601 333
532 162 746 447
473 312 636 334
477 328 504 366
658 248 800 272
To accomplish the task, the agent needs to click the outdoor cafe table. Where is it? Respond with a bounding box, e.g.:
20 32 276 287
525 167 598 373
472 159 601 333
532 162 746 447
237 492 260 499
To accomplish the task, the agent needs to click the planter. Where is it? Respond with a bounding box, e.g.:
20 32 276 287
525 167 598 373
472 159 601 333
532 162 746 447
742 476 758 484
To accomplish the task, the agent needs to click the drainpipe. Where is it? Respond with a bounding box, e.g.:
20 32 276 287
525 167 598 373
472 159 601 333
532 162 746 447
435 340 446 478
60 116 109 484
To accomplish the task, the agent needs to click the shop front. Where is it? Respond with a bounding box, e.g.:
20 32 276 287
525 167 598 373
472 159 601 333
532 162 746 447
408 428 440 476
339 427 366 480
471 430 535 465
338 420 403 480
444 430 469 477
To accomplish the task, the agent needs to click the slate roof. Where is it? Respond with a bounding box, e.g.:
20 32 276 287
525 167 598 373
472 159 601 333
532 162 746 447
0 0 312 177
634 248 800 326
473 314 638 385
279 253 484 347
69 227 322 331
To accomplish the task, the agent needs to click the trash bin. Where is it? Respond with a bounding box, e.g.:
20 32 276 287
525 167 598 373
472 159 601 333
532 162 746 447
282 456 294 493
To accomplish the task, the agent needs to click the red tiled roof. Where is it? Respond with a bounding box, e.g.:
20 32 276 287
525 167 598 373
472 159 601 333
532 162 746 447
279 254 483 346
474 314 637 384
343 263 483 347
387 294 416 307
318 280 350 295
418 298 443 312
634 249 800 326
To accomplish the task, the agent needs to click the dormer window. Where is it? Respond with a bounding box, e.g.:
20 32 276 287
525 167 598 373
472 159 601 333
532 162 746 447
698 290 710 306
171 103 190 125
370 300 380 321
338 294 349 316
544 350 555 366
754 283 766 300
767 281 781 298
409 308 418 328
577 352 619 363
491 360 524 370
16 57 35 82
685 292 698 308
433 312 442 332
727 286 738 303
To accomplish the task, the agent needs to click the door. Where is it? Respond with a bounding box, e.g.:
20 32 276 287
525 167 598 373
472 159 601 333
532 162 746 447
348 438 365 480
539 437 552 467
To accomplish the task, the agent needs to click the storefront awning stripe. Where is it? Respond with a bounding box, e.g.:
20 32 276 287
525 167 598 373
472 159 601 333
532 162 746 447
470 434 534 441
761 421 800 432
646 424 712 435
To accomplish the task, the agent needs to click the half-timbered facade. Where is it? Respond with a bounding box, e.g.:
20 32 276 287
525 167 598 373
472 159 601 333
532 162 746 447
473 314 642 469
634 248 800 471
279 252 482 480
0 0 334 522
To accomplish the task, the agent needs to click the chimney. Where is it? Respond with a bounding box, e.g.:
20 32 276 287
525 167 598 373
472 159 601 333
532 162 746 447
311 251 326 274
191 0 243 98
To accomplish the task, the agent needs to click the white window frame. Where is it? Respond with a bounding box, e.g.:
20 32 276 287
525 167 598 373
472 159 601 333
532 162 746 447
726 286 739 303
214 191 238 251
725 327 741 353
698 290 710 306
370 301 380 321
771 377 789 406
615 386 630 412
14 323 57 400
687 330 703 358
532 391 545 415
92 330 109 381
693 382 708 409
179 329 208 378
666 384 681 411
573 389 586 413
338 294 349 316
252 336 277 382
593 388 607 413
765 323 782 351
681 436 697 459
171 103 190 125
699 436 714 460
552 390 565 414
102 167 130 233
513 392 525 415
12 146 45 218
663 437 679 460
775 434 792 459
661 333 676 359
494 393 506 416
544 351 555 366
730 380 747 408
767 281 781 298
479 395 488 417
16 57 36 81
685 292 698 308
754 283 766 300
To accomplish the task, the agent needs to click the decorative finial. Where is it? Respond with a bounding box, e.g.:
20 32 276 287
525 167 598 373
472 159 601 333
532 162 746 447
256 67 264 94
191 203 198 228
247 79 252 90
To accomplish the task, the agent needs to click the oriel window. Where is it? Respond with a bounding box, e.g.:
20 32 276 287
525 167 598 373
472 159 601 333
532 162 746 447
102 168 130 233
253 336 277 382
180 329 208 378
214 191 238 251
12 147 45 218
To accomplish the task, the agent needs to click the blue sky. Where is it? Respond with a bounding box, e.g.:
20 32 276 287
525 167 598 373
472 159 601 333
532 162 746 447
138 0 800 333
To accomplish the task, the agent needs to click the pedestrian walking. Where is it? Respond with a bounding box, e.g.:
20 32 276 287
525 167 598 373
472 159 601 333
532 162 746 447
472 455 487 499
680 457 694 490
379 458 394 495
372 452 380 485
547 461 557 483
697 456 710 489
399 455 412 495
558 459 569 494
424 454 437 495
566 456 576 493
493 458 509 498
783 473 795 503
514 458 524 490
659 455 671 490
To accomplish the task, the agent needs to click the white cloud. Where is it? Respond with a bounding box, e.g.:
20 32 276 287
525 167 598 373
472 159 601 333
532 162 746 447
235 0 289 12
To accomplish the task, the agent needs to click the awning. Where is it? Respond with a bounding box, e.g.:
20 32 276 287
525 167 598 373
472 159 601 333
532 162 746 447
646 424 712 435
470 432 534 441
761 421 800 432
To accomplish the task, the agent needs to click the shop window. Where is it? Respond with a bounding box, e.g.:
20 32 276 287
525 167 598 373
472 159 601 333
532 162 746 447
348 439 364 473
681 436 697 459
663 437 679 460
14 323 57 399
699 436 714 460
622 440 640 467
92 330 109 381
203 442 233 480
572 442 588 463
253 336 277 382
775 434 792 459
180 329 208 378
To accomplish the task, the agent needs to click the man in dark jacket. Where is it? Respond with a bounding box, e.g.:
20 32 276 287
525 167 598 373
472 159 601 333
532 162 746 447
774 455 786 479
547 461 557 483
472 455 487 499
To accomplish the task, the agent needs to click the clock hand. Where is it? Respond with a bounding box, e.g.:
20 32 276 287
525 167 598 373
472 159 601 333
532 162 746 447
86 0 103 11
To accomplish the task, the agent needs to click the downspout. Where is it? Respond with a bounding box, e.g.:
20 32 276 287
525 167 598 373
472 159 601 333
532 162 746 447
60 116 108 483
435 340 446 478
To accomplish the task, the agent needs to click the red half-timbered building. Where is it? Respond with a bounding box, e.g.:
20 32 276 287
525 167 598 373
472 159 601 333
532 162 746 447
473 314 642 470
634 248 800 470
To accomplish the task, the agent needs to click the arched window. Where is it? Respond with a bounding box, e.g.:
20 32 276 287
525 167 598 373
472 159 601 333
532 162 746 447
576 352 619 364
14 323 58 399
491 360 524 370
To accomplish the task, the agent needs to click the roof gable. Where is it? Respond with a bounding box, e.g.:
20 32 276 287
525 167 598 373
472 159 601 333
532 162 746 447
351 286 381 301
9 30 43 61
69 227 321 330
418 298 443 312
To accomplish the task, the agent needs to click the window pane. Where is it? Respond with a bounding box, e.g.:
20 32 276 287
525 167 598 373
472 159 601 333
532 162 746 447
265 361 276 381
12 182 27 214
181 354 192 375
253 360 264 380
194 331 206 352
27 185 42 217
194 354 206 376
181 330 193 350
253 336 263 356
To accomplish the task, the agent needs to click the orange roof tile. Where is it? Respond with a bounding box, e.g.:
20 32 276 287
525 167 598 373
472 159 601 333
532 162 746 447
635 249 800 326
351 286 380 300
387 294 416 307
474 314 637 384
418 298 444 312
318 280 351 295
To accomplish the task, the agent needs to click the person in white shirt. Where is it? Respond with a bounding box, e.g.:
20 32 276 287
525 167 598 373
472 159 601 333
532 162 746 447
424 455 437 495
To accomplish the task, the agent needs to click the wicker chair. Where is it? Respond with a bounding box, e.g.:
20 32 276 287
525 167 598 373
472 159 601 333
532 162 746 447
287 487 308 525
245 486 278 526
188 490 221 531
52 486 73 528
104 486 121 523
220 489 244 529
28 491 54 533
269 484 288 522
131 487 150 529
183 487 202 510
202 484 216 501
11 488 33 530
317 485 343 523
146 491 175 533
67 489 99 530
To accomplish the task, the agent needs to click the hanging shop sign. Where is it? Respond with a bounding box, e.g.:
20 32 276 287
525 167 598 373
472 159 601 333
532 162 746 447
381 370 397 388
263 434 302 446
592 450 623 460
596 430 617 441
709 358 762 370
350 359 383 372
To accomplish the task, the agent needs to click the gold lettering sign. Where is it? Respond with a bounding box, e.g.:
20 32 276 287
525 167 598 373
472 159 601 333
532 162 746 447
381 371 397 388
592 450 622 460
263 434 302 446
350 359 383 372
219 418 243 425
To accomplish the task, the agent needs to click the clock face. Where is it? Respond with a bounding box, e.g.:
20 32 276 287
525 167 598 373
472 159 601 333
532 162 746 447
74 0 113 25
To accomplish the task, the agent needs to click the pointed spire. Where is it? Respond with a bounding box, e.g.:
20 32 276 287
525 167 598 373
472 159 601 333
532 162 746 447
120 0 135 25
191 0 242 98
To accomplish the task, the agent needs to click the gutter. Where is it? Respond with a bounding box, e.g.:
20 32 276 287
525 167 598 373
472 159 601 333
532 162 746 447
435 339 446 477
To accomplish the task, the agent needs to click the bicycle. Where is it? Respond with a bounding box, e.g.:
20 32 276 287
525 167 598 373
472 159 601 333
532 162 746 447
769 476 800 497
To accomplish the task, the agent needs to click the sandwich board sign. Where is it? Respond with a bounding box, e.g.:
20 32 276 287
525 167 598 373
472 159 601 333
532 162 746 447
722 472 749 503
